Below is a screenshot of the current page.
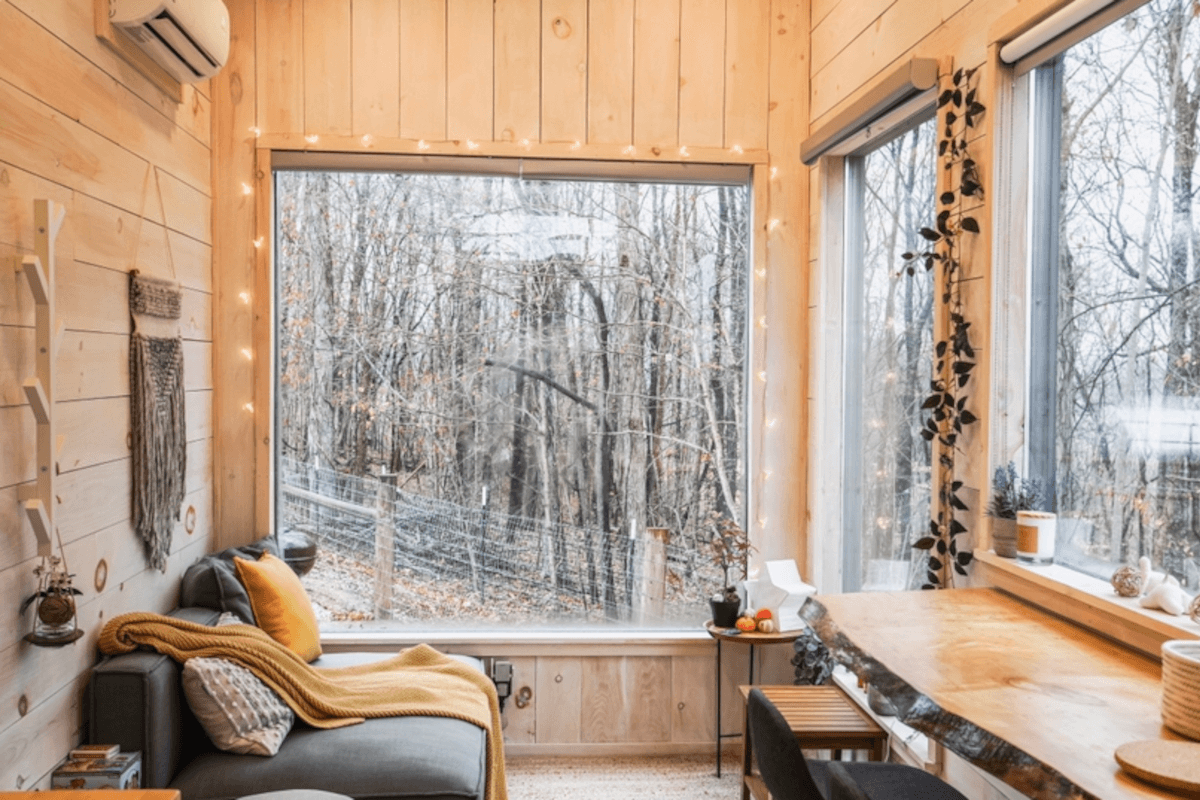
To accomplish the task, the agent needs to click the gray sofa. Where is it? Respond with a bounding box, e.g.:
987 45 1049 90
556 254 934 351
88 543 490 800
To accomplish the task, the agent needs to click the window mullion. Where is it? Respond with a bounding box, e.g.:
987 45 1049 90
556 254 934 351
1027 59 1065 505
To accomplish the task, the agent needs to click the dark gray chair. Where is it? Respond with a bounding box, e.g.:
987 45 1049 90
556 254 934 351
747 688 969 800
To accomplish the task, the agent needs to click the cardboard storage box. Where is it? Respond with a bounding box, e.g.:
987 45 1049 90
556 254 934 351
52 751 141 790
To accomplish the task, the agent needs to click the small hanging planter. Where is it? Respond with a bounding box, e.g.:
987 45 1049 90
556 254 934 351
22 555 84 646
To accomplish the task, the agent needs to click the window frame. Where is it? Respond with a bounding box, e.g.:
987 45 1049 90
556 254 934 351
985 0 1200 657
810 95 938 594
263 149 763 632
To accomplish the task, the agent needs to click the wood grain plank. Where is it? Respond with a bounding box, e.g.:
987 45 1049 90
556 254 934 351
400 0 448 141
678 0 726 148
811 0 895 74
809 0 986 124
541 0 588 144
671 655 716 742
7 0 212 148
0 327 34 408
304 0 353 136
724 0 770 150
0 407 35 490
625 656 672 742
493 0 540 143
72 193 212 293
762 0 809 576
213 0 259 549
580 657 623 742
257 0 305 134
501 656 537 744
352 0 402 138
0 80 158 226
633 0 680 147
58 332 128 402
0 2 211 195
536 656 582 743
446 0 494 142
586 0 634 145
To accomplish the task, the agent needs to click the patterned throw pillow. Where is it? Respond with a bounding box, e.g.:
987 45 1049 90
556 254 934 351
182 657 295 756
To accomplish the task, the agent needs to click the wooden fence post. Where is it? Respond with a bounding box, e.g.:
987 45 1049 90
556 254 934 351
373 473 397 619
634 527 670 624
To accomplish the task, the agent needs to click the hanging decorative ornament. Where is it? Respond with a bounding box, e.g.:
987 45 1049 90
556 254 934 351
21 553 83 646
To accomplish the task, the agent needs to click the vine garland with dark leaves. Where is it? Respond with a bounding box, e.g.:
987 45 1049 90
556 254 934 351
902 66 985 590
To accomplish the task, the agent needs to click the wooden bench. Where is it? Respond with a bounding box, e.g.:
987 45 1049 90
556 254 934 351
739 685 887 800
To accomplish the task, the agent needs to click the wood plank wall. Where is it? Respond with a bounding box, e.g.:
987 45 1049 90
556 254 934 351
0 0 215 788
214 0 811 579
804 0 1072 585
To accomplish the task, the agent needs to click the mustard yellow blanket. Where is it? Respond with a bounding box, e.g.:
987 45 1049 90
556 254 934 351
100 612 507 800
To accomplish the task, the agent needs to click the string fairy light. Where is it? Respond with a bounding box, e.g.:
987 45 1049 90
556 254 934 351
679 145 691 158
241 348 253 361
418 140 430 150
466 140 480 150
253 237 264 249
757 370 767 383
758 316 768 329
238 291 251 304
248 126 261 138
570 140 582 151
622 145 636 156
767 218 781 232
304 134 319 144
730 144 744 155
241 183 253 196
243 402 255 413
361 134 375 147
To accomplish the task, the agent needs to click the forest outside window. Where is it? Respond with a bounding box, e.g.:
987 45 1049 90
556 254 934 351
841 115 937 592
1023 0 1200 587
273 162 750 629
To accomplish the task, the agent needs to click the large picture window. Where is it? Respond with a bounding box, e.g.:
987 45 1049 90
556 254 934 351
1024 0 1200 584
274 163 750 628
842 117 937 591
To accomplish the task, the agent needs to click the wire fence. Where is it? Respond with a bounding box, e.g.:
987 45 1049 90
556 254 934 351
278 458 719 626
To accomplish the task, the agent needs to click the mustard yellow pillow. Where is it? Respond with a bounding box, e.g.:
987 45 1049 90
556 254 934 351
234 552 322 662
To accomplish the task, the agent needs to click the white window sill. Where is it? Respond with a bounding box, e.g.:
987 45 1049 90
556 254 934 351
319 627 715 657
972 549 1200 658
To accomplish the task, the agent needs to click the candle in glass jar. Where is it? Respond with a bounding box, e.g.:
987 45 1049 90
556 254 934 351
1016 510 1056 564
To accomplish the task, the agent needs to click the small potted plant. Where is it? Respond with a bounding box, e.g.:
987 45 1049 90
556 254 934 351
988 462 1045 558
708 517 752 627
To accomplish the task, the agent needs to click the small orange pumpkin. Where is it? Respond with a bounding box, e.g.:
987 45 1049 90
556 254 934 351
755 608 773 620
735 616 758 632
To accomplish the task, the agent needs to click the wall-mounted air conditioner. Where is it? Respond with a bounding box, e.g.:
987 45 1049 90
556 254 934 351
109 0 230 84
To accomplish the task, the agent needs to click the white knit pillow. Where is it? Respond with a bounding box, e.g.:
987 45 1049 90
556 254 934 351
182 656 294 756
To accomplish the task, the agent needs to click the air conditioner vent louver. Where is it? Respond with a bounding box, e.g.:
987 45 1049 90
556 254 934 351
110 0 229 85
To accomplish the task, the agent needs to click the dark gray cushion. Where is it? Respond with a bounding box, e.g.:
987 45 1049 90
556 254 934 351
170 715 488 800
835 762 968 800
180 538 280 623
89 607 221 788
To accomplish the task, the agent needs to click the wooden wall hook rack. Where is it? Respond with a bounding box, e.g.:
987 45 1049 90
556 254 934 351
15 199 65 558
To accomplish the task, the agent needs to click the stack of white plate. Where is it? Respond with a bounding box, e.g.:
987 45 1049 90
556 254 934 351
1162 640 1200 740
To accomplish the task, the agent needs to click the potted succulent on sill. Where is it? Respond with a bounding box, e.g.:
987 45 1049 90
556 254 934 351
709 517 753 628
988 462 1045 558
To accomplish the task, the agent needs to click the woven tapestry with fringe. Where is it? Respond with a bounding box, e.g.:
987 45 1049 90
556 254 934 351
130 271 186 572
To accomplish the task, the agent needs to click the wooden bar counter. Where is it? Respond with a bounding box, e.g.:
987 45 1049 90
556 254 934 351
800 588 1191 800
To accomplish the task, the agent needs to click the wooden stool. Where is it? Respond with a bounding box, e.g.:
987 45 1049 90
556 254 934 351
739 685 887 800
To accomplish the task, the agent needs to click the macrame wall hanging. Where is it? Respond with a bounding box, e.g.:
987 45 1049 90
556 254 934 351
129 167 187 571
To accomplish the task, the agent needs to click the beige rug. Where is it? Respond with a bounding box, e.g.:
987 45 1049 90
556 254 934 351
505 755 743 800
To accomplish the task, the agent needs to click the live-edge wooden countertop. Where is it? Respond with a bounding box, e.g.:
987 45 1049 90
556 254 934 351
801 588 1191 800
